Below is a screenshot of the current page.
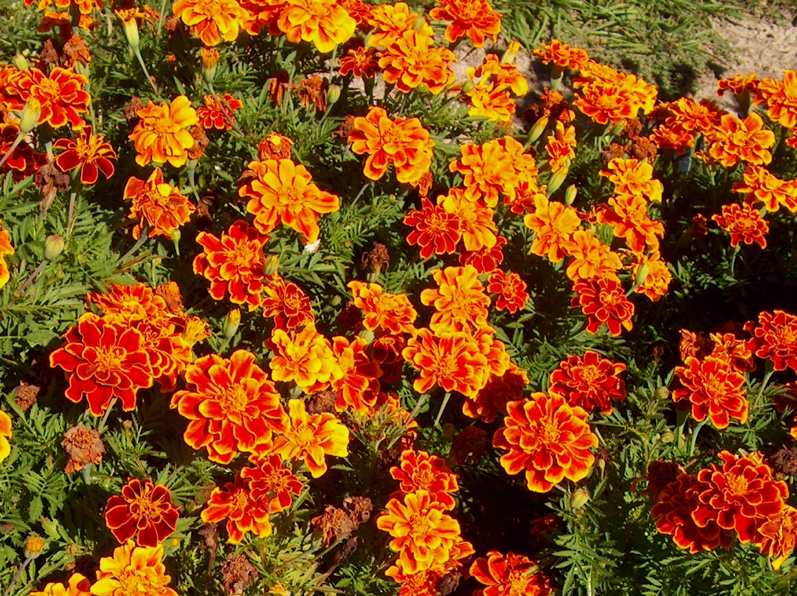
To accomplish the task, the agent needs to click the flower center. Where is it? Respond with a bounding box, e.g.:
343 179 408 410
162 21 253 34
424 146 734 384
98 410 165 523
507 571 532 596
293 425 317 448
94 346 124 372
117 571 144 595
231 489 249 513
726 474 750 497
408 512 431 539
153 117 175 136
579 365 601 385
35 78 61 99
536 419 560 444
220 384 250 414
130 491 159 521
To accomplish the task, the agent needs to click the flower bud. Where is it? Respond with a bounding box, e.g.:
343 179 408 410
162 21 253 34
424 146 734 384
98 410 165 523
547 164 569 196
19 97 42 133
564 184 578 206
326 84 341 106
222 309 241 339
610 120 626 137
654 386 670 400
460 80 475 94
660 431 675 444
44 234 64 261
357 328 375 344
23 535 45 559
551 65 564 90
634 262 650 288
264 254 280 276
527 116 549 143
411 15 427 31
116 10 140 52
13 53 29 71
502 40 521 64
200 47 220 85
569 488 589 510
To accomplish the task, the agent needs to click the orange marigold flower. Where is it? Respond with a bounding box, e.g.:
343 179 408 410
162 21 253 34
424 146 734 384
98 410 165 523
30 573 92 596
549 351 626 415
339 0 371 25
239 158 340 244
534 39 589 70
377 490 461 575
459 235 506 274
692 451 788 544
545 122 576 171
331 335 382 413
271 398 349 477
718 73 759 97
745 310 797 373
464 83 516 122
600 158 663 202
171 350 288 464
104 478 179 547
129 95 198 167
267 322 341 392
172 0 249 46
404 198 462 259
92 541 177 596
367 2 431 48
50 313 153 416
54 126 116 185
390 449 459 510
493 392 598 493
348 280 417 335
194 220 269 310
673 356 748 430
632 252 672 302
754 70 797 129
651 98 722 153
196 93 243 130
574 66 657 125
348 106 435 185
651 472 734 554
402 328 489 397
240 0 285 36
712 203 768 249
87 283 167 324
277 0 356 52
378 31 455 95
438 188 497 253
449 138 519 207
571 277 635 336
0 222 16 290
470 54 528 97
261 273 315 329
124 168 195 240
258 132 294 161
487 269 528 314
708 332 755 372
242 453 304 514
563 229 623 282
462 363 528 423
9 66 91 130
597 194 665 254
470 551 552 596
0 410 11 464
705 113 775 168
0 121 46 182
339 37 379 78
733 165 797 213
429 0 502 48
420 265 490 332
756 504 797 570
524 194 581 262
201 475 272 543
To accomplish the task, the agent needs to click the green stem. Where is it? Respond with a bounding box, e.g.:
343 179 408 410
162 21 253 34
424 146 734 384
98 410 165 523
689 419 708 458
0 133 24 170
434 392 451 428
133 47 159 95
3 557 32 596
97 397 118 433
751 363 775 413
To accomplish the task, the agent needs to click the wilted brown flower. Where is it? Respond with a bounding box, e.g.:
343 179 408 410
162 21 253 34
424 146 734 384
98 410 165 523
40 39 60 67
220 553 257 595
307 390 337 414
600 142 626 166
451 426 489 465
312 505 352 546
771 445 797 477
15 381 40 411
690 214 709 239
267 70 291 105
61 424 105 474
258 134 294 161
188 124 209 160
297 75 328 111
361 242 390 275
342 496 372 526
164 15 179 32
63 35 91 67
333 115 356 140
123 97 146 121
628 137 658 161
645 460 683 498
36 162 71 213
155 281 184 314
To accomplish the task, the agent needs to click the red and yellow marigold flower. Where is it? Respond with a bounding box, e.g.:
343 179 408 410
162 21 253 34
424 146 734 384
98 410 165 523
632 252 672 302
439 188 498 253
348 106 435 185
487 269 528 314
651 97 722 153
733 165 797 213
534 39 589 71
470 551 552 596
331 335 382 413
377 490 461 574
571 277 635 336
367 2 430 48
193 220 270 310
0 410 11 464
241 453 304 514
754 70 797 129
0 222 15 290
104 478 179 547
673 356 747 430
50 313 153 416
712 203 769 249
87 283 168 325
124 168 195 240
54 126 116 185
707 332 755 372
8 66 90 130
276 0 356 53
549 351 626 415
173 0 249 46
129 95 198 167
404 198 462 260
692 451 788 544
464 55 528 122
30 574 92 596
745 310 797 373
600 158 663 202
267 322 342 392
378 31 455 95
563 230 623 282
390 449 459 510
462 363 528 423
493 392 598 493
428 0 502 48
201 475 272 543
239 158 340 244
0 121 46 182
524 194 581 262
545 122 576 171
459 234 506 274
271 398 349 478
705 113 775 167
449 138 519 207
420 265 490 332
196 93 243 130
597 194 665 254
339 38 380 78
756 504 797 570
261 273 315 330
718 73 759 97
574 65 657 125
92 541 177 596
348 280 417 335
171 350 288 464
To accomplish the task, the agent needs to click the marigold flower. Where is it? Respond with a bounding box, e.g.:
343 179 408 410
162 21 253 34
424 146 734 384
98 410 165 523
534 39 589 70
469 54 528 97
462 363 528 423
201 475 272 543
708 332 755 372
600 158 663 202
7 66 91 130
339 37 379 78
0 122 46 182
172 0 248 46
390 449 458 507
574 66 657 125
651 473 734 554
712 203 768 249
271 398 349 478
61 424 104 474
171 350 288 464
651 98 722 153
745 310 797 373
464 83 516 122
487 269 528 314
597 194 665 254
0 410 11 464
571 277 635 336
241 453 304 514
692 451 788 544
549 351 626 415
268 322 342 392
459 234 506 273
428 0 502 48
258 133 294 161
438 188 497 252
348 106 435 185
377 490 461 575
196 93 243 130
104 478 179 547
545 122 576 171
348 280 417 335
50 314 153 416
0 223 15 290
754 70 797 129
524 194 580 262
92 541 177 596
276 0 356 52
420 265 490 332
367 2 430 47
129 96 198 168
378 31 455 95
194 220 269 310
124 168 195 240
449 139 519 207
261 273 315 329
30 574 92 596
756 504 797 570
733 165 797 213
470 551 552 596
563 230 623 282
673 356 748 430
239 158 340 244
632 252 672 302
87 283 168 324
705 113 775 168
331 335 381 413
718 73 759 97
493 392 598 493
54 126 116 185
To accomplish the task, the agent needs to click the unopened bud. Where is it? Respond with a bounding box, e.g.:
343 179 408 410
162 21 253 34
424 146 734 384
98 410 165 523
200 47 220 85
551 65 564 90
660 431 675 444
357 328 375 344
23 535 45 559
222 309 241 339
327 84 341 106
460 80 475 94
654 386 670 400
411 15 427 31
13 54 29 71
116 10 140 52
19 97 42 133
527 116 549 143
610 120 626 137
502 41 521 64
44 234 64 261
564 184 578 206
547 164 569 196
264 254 280 276
569 488 589 510
635 262 650 288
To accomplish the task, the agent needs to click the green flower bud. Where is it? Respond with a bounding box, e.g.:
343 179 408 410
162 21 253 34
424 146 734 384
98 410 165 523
570 488 589 510
19 97 42 134
564 184 578 206
527 116 549 143
635 262 650 288
654 386 670 400
660 431 675 444
327 84 341 106
13 54 29 71
44 234 64 261
223 308 241 339
460 80 475 94
547 164 569 196
264 254 280 276
23 535 45 559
